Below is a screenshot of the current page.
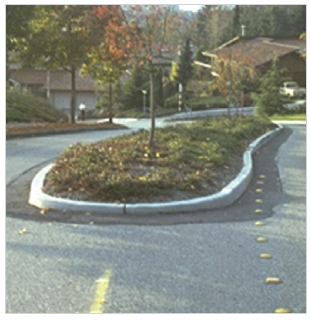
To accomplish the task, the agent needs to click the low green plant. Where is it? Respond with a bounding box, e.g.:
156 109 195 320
6 87 68 122
44 115 277 203
164 94 227 111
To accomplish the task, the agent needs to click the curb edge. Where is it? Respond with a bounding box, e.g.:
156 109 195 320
29 125 283 215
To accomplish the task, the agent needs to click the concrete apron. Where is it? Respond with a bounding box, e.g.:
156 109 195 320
29 126 283 215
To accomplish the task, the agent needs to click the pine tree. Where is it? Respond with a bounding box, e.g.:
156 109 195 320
253 57 286 116
122 66 149 110
154 67 164 108
232 5 241 37
175 39 193 89
174 39 193 109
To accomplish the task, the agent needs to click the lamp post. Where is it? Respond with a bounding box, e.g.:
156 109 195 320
142 90 147 113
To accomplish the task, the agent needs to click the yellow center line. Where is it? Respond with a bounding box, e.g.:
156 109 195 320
89 269 112 313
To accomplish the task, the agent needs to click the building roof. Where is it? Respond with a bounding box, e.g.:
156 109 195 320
10 69 96 91
203 36 304 67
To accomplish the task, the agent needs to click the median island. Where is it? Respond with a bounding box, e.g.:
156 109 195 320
43 115 277 204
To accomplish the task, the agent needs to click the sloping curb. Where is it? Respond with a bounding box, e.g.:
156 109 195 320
29 125 283 215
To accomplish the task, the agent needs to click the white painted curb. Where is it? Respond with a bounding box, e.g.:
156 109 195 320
29 126 283 215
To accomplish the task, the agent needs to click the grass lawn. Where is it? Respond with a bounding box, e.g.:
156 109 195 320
270 113 306 121
44 115 277 204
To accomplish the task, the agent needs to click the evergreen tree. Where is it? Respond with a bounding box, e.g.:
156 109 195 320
232 5 241 37
289 5 306 34
253 57 286 116
122 66 149 110
175 39 193 89
174 39 193 108
154 67 164 108
239 5 305 37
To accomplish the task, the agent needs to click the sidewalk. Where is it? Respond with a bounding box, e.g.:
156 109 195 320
272 120 306 125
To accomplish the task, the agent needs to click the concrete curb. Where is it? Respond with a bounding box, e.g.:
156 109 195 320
29 125 283 215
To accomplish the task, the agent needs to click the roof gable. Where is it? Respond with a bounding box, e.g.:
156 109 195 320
203 36 304 67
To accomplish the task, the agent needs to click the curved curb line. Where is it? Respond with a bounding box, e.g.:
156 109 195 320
29 125 283 215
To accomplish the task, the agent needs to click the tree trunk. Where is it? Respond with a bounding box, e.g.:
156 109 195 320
70 66 76 124
108 81 113 123
148 69 155 146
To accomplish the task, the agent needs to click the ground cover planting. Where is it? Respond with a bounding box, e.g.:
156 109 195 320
6 88 68 123
43 115 277 204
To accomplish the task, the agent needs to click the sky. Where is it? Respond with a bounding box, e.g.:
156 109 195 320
179 5 201 12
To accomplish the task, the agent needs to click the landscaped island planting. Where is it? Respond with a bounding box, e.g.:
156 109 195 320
43 115 277 203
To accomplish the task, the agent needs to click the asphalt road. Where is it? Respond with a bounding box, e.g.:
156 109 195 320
6 118 306 313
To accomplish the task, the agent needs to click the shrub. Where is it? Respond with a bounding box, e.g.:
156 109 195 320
189 96 227 110
44 115 277 203
6 87 68 122
164 94 228 111
164 94 179 109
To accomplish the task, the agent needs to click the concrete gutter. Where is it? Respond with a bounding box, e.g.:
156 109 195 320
29 125 283 215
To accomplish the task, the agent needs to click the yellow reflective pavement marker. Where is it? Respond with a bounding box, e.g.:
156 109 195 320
255 209 264 214
265 277 281 284
274 308 290 313
19 228 27 235
260 253 272 259
256 237 268 242
255 221 265 226
90 269 112 313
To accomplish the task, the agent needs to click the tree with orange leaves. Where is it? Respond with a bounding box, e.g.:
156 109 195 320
81 5 141 123
211 51 257 116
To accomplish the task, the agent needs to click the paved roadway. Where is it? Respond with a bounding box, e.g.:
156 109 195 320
6 113 306 313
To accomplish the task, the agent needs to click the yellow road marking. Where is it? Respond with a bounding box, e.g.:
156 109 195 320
90 269 111 313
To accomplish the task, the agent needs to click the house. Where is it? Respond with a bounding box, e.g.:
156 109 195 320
9 69 98 115
202 36 306 88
